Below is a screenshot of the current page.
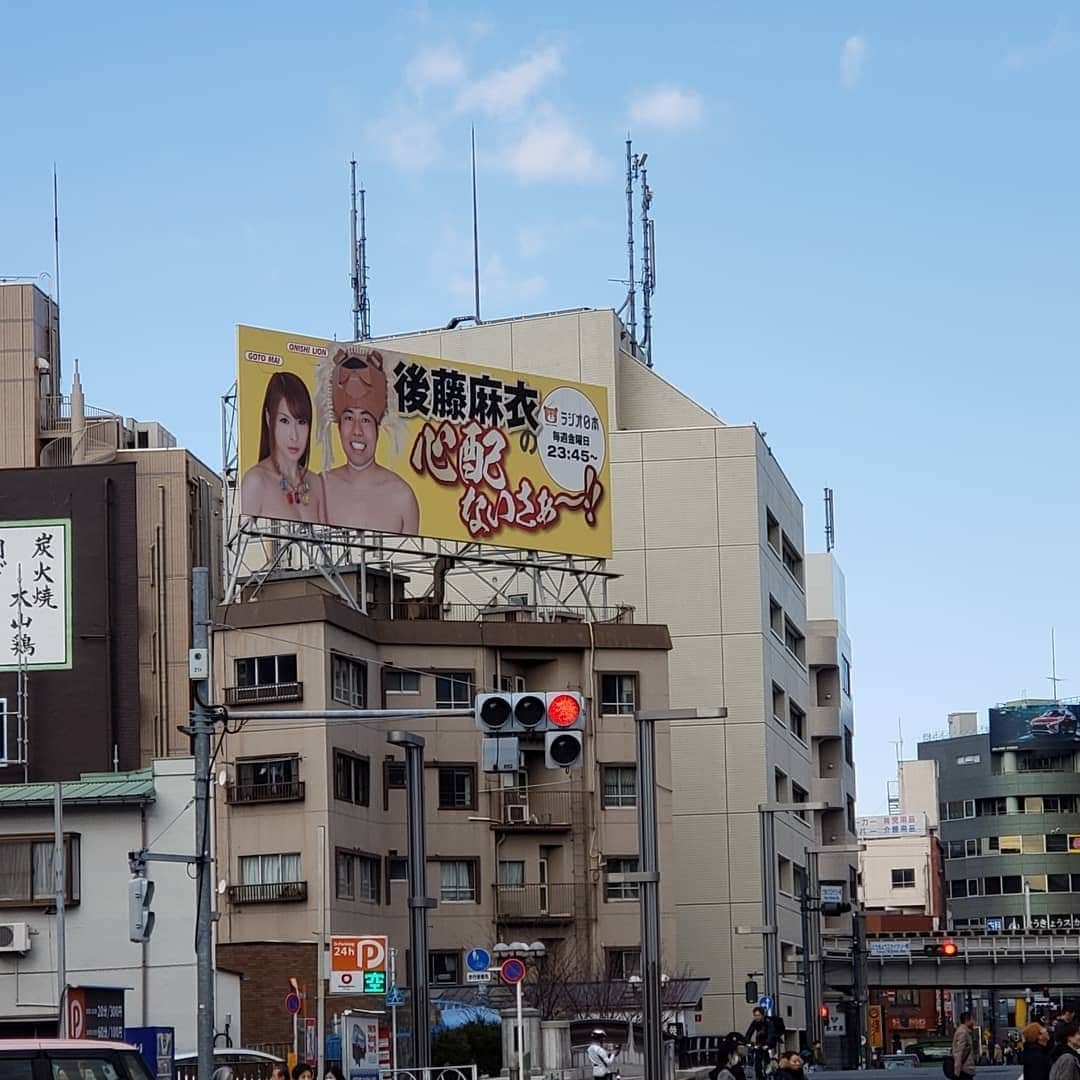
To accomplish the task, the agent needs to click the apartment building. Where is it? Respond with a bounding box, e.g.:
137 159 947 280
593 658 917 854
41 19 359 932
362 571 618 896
373 308 860 1035
211 569 678 1047
0 281 221 768
918 704 1080 932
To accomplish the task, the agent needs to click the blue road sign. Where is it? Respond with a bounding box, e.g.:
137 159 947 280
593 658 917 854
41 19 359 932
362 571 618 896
466 947 491 973
284 993 302 1015
386 986 406 1007
759 995 774 1012
500 958 526 985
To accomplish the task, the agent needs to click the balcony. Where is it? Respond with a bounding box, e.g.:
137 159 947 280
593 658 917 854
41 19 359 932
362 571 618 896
490 790 576 830
493 882 585 924
365 601 634 624
810 703 841 739
226 780 306 805
224 682 303 706
227 881 308 905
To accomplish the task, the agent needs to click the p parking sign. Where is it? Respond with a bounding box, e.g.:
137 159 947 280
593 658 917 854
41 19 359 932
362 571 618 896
330 935 388 995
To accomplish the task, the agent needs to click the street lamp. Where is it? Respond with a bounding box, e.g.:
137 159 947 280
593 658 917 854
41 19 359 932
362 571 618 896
495 941 546 1080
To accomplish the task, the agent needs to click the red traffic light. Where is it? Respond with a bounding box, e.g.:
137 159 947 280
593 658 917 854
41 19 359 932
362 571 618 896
548 693 581 728
941 939 959 957
818 1004 830 1020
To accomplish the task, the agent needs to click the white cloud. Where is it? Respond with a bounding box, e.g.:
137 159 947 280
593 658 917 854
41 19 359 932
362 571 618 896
366 107 442 171
841 35 867 89
499 112 603 183
629 86 705 130
406 45 467 92
456 46 562 117
450 253 546 307
1002 21 1078 72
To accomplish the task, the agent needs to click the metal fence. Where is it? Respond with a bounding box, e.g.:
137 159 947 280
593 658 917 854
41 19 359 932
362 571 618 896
227 880 308 904
366 601 634 624
493 788 577 827
378 1068 478 1080
493 882 583 922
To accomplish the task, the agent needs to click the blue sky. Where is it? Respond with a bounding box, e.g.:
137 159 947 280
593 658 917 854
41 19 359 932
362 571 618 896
4 4 1080 811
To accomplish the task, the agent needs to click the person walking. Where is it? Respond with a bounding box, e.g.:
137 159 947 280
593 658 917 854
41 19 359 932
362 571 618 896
587 1029 619 1079
1024 1023 1052 1080
953 1012 978 1080
1050 1024 1080 1080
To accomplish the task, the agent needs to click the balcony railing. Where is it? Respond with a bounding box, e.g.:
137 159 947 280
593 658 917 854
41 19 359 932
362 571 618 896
365 601 634 624
227 881 308 905
493 882 585 923
224 682 303 706
226 780 306 805
491 789 576 829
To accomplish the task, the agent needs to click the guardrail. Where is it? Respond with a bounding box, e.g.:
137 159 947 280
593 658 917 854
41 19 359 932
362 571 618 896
493 882 584 922
365 601 634 624
226 780 306 805
224 682 304 705
227 881 308 905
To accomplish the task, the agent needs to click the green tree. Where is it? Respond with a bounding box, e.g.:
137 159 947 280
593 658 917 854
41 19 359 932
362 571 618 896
432 1021 502 1075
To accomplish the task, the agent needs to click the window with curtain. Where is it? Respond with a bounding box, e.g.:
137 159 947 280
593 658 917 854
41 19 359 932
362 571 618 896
0 835 80 905
240 853 301 885
498 860 525 886
602 766 637 808
439 860 476 902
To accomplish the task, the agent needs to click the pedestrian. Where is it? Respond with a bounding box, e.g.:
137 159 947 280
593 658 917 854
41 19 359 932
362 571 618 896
953 1012 978 1080
586 1028 619 1079
292 1065 314 1080
1055 1013 1079 1064
1050 1024 1080 1080
711 1034 741 1080
775 1051 805 1080
270 1069 289 1080
994 1044 1004 1065
1024 1023 1051 1080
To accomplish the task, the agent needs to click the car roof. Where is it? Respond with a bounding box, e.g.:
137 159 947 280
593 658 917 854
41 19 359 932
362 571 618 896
0 1042 136 1051
174 1050 283 1062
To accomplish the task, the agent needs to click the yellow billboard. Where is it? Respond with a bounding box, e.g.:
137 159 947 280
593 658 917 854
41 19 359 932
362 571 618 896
237 325 612 558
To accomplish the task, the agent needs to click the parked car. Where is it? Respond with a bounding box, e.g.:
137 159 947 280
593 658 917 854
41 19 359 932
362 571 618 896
883 1053 922 1069
907 1041 953 1063
0 1040 155 1080
1029 708 1078 737
174 1048 285 1080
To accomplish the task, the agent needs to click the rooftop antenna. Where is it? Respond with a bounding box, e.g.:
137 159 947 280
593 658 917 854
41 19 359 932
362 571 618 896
471 126 481 325
348 161 371 341
824 488 835 552
1048 628 1066 701
640 155 655 369
624 137 637 348
349 160 359 340
53 164 61 383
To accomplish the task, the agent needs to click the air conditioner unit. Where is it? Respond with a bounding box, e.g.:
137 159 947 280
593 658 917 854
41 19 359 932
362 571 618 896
507 594 530 607
506 803 530 824
0 923 31 954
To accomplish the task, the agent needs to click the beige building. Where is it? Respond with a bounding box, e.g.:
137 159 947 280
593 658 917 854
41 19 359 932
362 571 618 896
211 569 678 1047
374 308 859 1035
0 281 221 764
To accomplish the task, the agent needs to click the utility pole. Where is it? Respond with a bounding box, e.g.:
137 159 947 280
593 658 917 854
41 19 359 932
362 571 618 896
387 731 435 1069
54 781 66 1034
191 568 216 1080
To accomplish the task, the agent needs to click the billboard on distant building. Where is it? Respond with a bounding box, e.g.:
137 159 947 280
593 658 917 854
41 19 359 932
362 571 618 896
237 326 612 558
0 519 72 671
990 702 1080 752
856 813 927 838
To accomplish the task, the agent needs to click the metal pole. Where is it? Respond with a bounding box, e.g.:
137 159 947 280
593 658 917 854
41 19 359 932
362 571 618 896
759 808 779 1012
800 882 813 1053
635 711 662 1080
192 567 216 1080
349 160 360 341
807 849 822 1049
293 1012 298 1069
388 731 435 1069
852 909 866 1068
390 947 398 1070
471 127 481 324
54 781 66 1034
516 976 525 1080
625 138 636 347
317 824 327 1080
1024 881 1032 930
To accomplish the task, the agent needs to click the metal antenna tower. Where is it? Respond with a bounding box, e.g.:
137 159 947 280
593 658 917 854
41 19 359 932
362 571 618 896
624 137 637 347
1049 628 1066 701
471 126 481 324
824 487 835 552
640 156 655 369
349 161 372 341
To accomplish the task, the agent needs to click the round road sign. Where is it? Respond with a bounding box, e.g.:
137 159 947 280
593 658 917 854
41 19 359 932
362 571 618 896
285 992 302 1015
466 947 491 973
500 958 526 984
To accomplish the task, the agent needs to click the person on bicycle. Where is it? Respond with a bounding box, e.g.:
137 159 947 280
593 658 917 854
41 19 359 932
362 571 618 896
588 1029 619 1079
746 1007 785 1079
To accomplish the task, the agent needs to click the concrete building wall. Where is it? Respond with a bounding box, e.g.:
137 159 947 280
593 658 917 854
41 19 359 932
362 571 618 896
860 835 939 914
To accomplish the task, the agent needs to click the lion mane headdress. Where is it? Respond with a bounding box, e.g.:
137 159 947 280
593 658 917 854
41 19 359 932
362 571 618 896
316 347 406 466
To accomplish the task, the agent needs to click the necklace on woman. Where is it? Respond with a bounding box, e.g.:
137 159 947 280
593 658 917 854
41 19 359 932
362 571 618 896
273 460 310 506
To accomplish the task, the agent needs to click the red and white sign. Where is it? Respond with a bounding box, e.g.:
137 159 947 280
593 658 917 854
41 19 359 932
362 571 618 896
330 935 388 994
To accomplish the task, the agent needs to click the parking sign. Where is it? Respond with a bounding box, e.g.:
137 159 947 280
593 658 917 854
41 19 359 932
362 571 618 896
330 935 388 995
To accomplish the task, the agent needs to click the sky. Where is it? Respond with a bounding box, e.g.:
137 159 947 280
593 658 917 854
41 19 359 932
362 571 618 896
4 4 1080 812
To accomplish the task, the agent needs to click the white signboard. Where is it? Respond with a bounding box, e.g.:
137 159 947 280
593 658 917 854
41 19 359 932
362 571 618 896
869 940 911 958
820 885 844 905
825 1013 847 1036
465 970 492 984
0 520 72 671
856 813 927 838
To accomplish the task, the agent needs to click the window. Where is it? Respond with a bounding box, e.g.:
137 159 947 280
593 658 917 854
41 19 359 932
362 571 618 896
947 841 964 860
603 765 637 808
435 672 472 709
1002 875 1022 895
988 837 1000 851
769 596 783 637
497 860 525 886
956 754 981 766
1025 874 1048 893
236 653 297 687
783 619 806 663
781 537 803 585
984 876 1002 895
385 669 421 694
439 860 477 902
388 856 408 882
949 879 968 899
1071 874 1080 893
429 951 461 985
774 769 788 804
1026 797 1044 814
793 863 806 899
789 701 806 742
966 839 979 857
766 510 781 554
999 836 1022 855
600 674 637 715
1044 797 1063 814
235 755 299 788
607 948 642 980
772 683 786 723
891 868 915 889
438 765 476 810
841 655 852 697
791 782 809 821
331 655 367 707
895 990 919 1006
335 850 379 902
846 795 857 835
240 852 301 884
1047 833 1069 853
778 856 793 895
0 834 81 906
333 751 370 806
844 727 854 766
1023 834 1044 855
605 856 640 900
977 796 1008 816
385 759 406 788
1049 874 1070 893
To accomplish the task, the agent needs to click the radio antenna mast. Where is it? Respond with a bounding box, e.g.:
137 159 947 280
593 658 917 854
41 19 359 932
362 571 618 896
471 126 481 324
348 160 372 341
1049 628 1066 701
349 160 360 340
640 156 655 368
358 183 371 340
624 137 637 348
824 488 835 552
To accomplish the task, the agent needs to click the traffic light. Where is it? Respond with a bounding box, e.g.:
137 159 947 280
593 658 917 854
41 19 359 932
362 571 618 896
923 939 960 958
475 692 549 733
821 899 852 916
544 692 585 769
129 875 155 943
476 690 586 770
818 1004 830 1020
745 980 759 1003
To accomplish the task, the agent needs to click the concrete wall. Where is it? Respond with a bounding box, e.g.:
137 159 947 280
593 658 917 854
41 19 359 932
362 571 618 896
860 835 937 913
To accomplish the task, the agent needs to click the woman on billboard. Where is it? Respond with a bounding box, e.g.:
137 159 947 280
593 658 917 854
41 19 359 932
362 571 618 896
241 371 326 523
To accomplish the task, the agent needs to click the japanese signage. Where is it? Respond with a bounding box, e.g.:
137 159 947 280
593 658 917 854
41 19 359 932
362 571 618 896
330 934 388 994
856 813 927 838
991 702 1080 752
867 1005 883 1049
868 940 911 958
0 519 71 671
342 1014 389 1080
237 326 612 558
125 1026 175 1080
67 986 125 1041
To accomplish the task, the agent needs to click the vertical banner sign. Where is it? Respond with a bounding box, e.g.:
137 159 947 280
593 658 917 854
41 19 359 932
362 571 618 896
330 935 388 994
236 326 612 558
342 1015 387 1080
867 1005 884 1049
0 519 72 670
304 1018 318 1064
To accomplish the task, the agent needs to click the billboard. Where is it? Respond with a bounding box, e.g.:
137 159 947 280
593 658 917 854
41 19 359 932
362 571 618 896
857 813 927 838
0 519 72 671
990 702 1080 752
237 325 612 558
